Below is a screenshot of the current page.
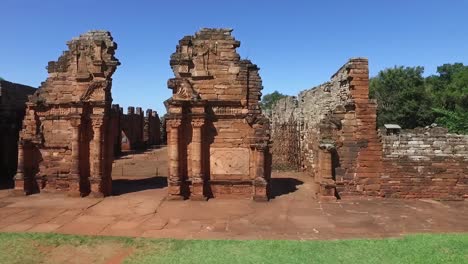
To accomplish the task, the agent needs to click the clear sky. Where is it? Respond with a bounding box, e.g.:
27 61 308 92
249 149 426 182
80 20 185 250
1 0 467 115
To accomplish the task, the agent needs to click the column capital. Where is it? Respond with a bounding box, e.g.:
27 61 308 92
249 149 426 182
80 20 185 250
191 118 205 128
251 142 268 151
69 116 81 127
167 119 182 128
91 117 104 128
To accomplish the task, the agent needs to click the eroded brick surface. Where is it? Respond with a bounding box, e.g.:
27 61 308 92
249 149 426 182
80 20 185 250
381 127 468 200
268 58 467 200
14 31 120 197
165 28 271 200
268 58 381 199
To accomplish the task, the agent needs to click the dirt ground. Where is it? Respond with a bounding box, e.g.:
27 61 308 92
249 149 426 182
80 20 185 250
0 147 467 241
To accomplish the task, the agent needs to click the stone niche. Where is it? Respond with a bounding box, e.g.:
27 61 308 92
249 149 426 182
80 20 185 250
165 28 271 201
14 31 120 197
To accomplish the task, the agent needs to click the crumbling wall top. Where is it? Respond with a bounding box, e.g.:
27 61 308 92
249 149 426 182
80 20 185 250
33 30 120 105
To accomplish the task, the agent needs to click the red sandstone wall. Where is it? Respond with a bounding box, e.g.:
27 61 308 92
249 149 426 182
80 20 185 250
268 58 382 198
341 59 382 196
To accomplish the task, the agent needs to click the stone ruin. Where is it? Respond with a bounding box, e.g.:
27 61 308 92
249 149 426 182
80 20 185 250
14 31 120 197
111 105 161 154
3 28 465 202
165 28 271 201
268 58 468 200
0 80 36 187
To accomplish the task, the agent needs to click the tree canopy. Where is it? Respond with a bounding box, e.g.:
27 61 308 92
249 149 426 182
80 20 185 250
261 91 288 110
370 63 468 134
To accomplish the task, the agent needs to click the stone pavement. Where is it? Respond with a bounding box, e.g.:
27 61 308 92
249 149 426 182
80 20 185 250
0 148 467 240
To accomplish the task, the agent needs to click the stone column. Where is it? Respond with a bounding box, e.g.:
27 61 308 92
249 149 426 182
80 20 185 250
69 117 81 196
190 118 205 200
91 117 104 197
167 119 183 200
318 143 336 201
253 144 268 201
13 141 26 194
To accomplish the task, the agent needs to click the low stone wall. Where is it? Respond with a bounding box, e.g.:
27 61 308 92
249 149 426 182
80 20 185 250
381 127 468 200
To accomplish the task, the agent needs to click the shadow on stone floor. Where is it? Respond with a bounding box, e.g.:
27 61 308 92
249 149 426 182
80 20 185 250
115 145 165 160
269 177 304 199
0 179 13 190
112 176 168 195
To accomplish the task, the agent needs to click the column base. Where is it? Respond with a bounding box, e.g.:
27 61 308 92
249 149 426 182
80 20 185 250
68 175 81 197
90 177 105 198
13 175 37 195
190 182 206 201
253 178 269 202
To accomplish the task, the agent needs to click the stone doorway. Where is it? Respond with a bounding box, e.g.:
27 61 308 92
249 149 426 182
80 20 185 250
111 147 168 196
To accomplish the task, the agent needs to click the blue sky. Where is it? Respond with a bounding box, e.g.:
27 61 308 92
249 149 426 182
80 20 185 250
1 0 467 114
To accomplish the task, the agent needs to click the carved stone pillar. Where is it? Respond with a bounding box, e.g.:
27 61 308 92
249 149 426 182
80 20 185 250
253 144 268 201
90 117 104 197
167 119 183 200
13 141 26 194
69 117 81 196
190 118 205 200
318 143 336 201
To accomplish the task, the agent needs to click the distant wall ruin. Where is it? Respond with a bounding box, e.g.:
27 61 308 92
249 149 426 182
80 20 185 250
269 58 383 199
14 31 120 197
165 28 271 201
269 58 468 200
111 105 161 153
0 80 36 187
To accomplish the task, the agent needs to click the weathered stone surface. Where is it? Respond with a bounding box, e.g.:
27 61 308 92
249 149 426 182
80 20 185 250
381 127 468 200
14 31 120 197
269 59 468 200
0 80 36 188
110 105 161 154
165 28 271 200
268 58 382 199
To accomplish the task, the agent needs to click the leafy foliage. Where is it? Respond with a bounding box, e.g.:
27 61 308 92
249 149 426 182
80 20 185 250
261 91 288 110
370 63 468 134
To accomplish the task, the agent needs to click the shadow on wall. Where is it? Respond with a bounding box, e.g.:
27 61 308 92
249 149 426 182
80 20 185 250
112 176 168 196
269 178 304 199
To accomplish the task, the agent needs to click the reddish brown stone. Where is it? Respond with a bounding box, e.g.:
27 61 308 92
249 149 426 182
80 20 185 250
165 28 271 201
14 31 120 197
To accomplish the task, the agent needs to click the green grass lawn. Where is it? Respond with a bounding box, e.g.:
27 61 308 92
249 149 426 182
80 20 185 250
0 232 467 264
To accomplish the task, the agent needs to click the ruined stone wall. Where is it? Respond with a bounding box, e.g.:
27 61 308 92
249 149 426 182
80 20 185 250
144 109 161 146
111 106 160 153
381 127 468 200
15 31 120 197
166 28 270 200
269 58 382 198
120 106 144 151
110 104 122 156
0 80 36 187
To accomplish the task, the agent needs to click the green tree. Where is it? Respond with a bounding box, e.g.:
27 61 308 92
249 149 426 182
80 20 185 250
261 91 288 110
427 63 468 133
370 66 435 128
